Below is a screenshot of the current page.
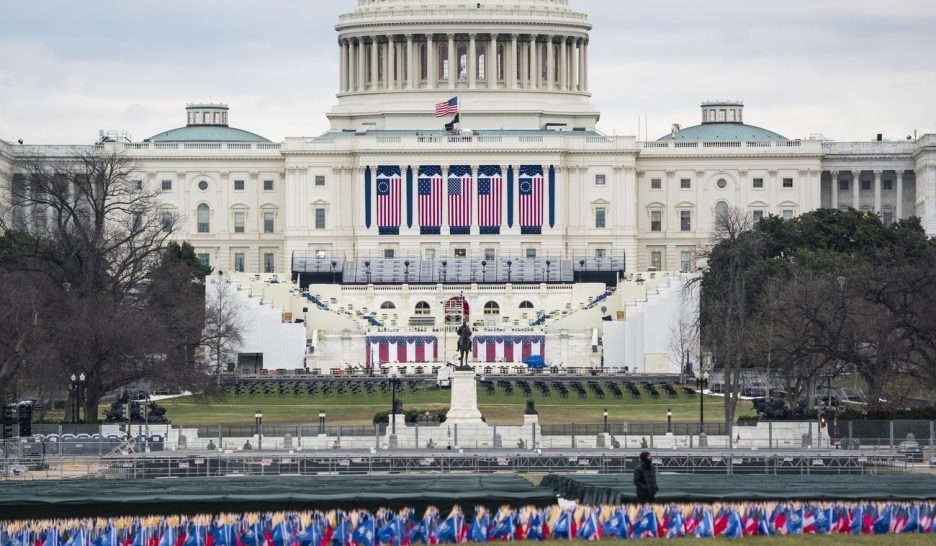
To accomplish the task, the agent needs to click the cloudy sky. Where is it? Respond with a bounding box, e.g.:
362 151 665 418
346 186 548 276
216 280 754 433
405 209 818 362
1 0 935 144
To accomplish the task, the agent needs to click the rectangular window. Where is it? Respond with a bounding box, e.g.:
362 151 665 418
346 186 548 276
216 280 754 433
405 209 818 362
315 208 326 229
132 179 143 191
383 249 395 259
650 178 662 190
484 248 496 261
263 180 274 191
783 178 794 188
161 180 172 191
162 212 173 233
753 178 764 189
595 248 606 259
263 211 274 233
315 175 326 186
595 207 606 228
783 210 794 221
752 210 764 223
263 253 275 273
131 213 141 231
196 253 210 268
680 210 692 231
315 249 327 259
883 180 893 191
839 180 849 191
680 178 691 189
595 174 606 186
234 180 245 191
234 253 245 273
650 251 662 271
680 251 691 273
454 248 467 257
425 249 436 260
650 210 662 232
861 179 871 191
883 211 894 226
234 212 245 233
525 248 536 258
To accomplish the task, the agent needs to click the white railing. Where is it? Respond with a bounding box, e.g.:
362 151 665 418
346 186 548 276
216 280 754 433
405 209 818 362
640 140 817 152
822 141 917 154
284 134 637 152
339 6 588 25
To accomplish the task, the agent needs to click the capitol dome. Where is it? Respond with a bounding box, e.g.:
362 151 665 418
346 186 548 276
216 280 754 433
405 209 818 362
658 101 787 142
328 0 598 132
147 104 270 143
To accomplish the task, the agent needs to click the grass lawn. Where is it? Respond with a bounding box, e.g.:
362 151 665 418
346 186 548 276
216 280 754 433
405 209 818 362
503 538 931 546
154 387 753 426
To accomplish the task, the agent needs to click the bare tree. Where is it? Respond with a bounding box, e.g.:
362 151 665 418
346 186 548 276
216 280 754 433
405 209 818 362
669 282 700 375
203 272 245 383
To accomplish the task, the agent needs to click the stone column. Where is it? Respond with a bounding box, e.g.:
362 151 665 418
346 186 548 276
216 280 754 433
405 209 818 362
896 170 904 219
529 35 539 89
546 35 555 90
873 169 883 212
488 33 498 88
347 40 356 93
577 38 585 92
370 38 379 91
509 34 518 89
357 38 366 92
426 34 436 89
520 40 529 88
558 37 567 91
830 171 839 209
384 37 393 90
406 34 414 89
852 170 861 209
582 40 589 91
448 34 457 89
397 42 405 89
339 39 348 93
468 34 477 89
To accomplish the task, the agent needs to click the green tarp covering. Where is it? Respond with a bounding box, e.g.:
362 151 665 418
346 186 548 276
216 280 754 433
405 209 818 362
542 474 936 505
0 475 557 519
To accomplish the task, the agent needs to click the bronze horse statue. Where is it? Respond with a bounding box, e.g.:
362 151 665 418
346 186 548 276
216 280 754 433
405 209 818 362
456 320 472 368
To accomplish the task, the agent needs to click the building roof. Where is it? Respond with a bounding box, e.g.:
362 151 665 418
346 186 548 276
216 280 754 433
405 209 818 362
658 122 787 142
146 125 270 143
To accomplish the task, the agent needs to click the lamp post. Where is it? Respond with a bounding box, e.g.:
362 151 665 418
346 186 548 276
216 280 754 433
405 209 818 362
603 409 608 434
318 410 326 435
441 260 447 284
506 260 512 283
364 260 371 284
545 260 551 282
331 260 337 284
389 371 401 435
696 371 709 430
255 409 263 450
667 408 673 434
70 373 86 423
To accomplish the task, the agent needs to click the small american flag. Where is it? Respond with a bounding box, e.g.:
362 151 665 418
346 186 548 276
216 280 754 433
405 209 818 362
435 97 459 117
477 165 502 233
448 165 472 232
418 165 443 234
376 165 401 235
519 165 543 234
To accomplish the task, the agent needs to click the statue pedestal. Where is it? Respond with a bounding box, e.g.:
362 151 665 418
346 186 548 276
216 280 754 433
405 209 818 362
446 370 484 424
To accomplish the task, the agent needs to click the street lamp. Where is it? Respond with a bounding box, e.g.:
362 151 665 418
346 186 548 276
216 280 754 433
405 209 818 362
255 410 263 450
318 410 326 434
667 408 673 434
389 371 401 436
696 370 709 431
70 373 86 423
603 409 608 434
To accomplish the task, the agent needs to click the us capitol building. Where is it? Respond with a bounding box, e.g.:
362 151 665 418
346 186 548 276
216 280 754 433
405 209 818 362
2 0 936 371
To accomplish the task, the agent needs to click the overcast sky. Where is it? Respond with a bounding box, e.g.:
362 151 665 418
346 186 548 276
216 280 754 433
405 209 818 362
2 0 935 144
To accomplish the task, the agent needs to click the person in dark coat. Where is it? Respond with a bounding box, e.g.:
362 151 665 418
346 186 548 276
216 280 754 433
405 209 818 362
633 451 658 503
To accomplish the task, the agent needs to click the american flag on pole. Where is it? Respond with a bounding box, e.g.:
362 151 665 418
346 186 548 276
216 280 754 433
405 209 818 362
519 165 544 235
477 165 502 235
418 165 443 235
376 165 401 235
435 97 459 117
447 165 472 235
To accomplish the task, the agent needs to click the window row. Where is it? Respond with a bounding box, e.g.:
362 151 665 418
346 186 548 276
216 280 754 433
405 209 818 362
153 176 326 193
837 179 896 191
648 249 696 273
193 250 278 273
174 205 328 233
647 177 795 190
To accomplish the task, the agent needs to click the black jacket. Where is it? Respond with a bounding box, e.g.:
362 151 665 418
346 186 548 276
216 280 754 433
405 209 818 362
633 460 658 498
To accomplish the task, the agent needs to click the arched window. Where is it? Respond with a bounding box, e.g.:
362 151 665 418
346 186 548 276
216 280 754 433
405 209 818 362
484 301 500 315
477 44 486 79
414 301 431 316
519 301 534 309
457 44 468 78
714 201 729 230
197 203 210 233
380 301 396 310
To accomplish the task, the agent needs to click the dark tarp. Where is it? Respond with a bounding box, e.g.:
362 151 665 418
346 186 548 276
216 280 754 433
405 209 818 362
542 474 936 505
0 475 557 519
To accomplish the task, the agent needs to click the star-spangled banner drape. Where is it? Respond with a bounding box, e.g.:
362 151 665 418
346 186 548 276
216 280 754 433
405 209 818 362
376 166 402 235
472 335 546 363
448 165 472 235
519 165 544 235
418 165 443 235
365 336 438 366
477 165 502 235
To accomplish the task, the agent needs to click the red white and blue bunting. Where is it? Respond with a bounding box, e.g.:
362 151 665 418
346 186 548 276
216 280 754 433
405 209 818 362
472 335 545 363
365 336 438 366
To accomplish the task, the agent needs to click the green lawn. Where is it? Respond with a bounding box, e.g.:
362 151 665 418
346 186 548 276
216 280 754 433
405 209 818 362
155 387 753 426
504 538 930 546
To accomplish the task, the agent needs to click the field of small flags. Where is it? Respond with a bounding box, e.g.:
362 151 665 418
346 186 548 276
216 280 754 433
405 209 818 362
2 502 936 546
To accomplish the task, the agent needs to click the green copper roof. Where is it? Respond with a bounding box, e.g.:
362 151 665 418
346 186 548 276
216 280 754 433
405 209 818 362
146 125 270 143
658 123 787 142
